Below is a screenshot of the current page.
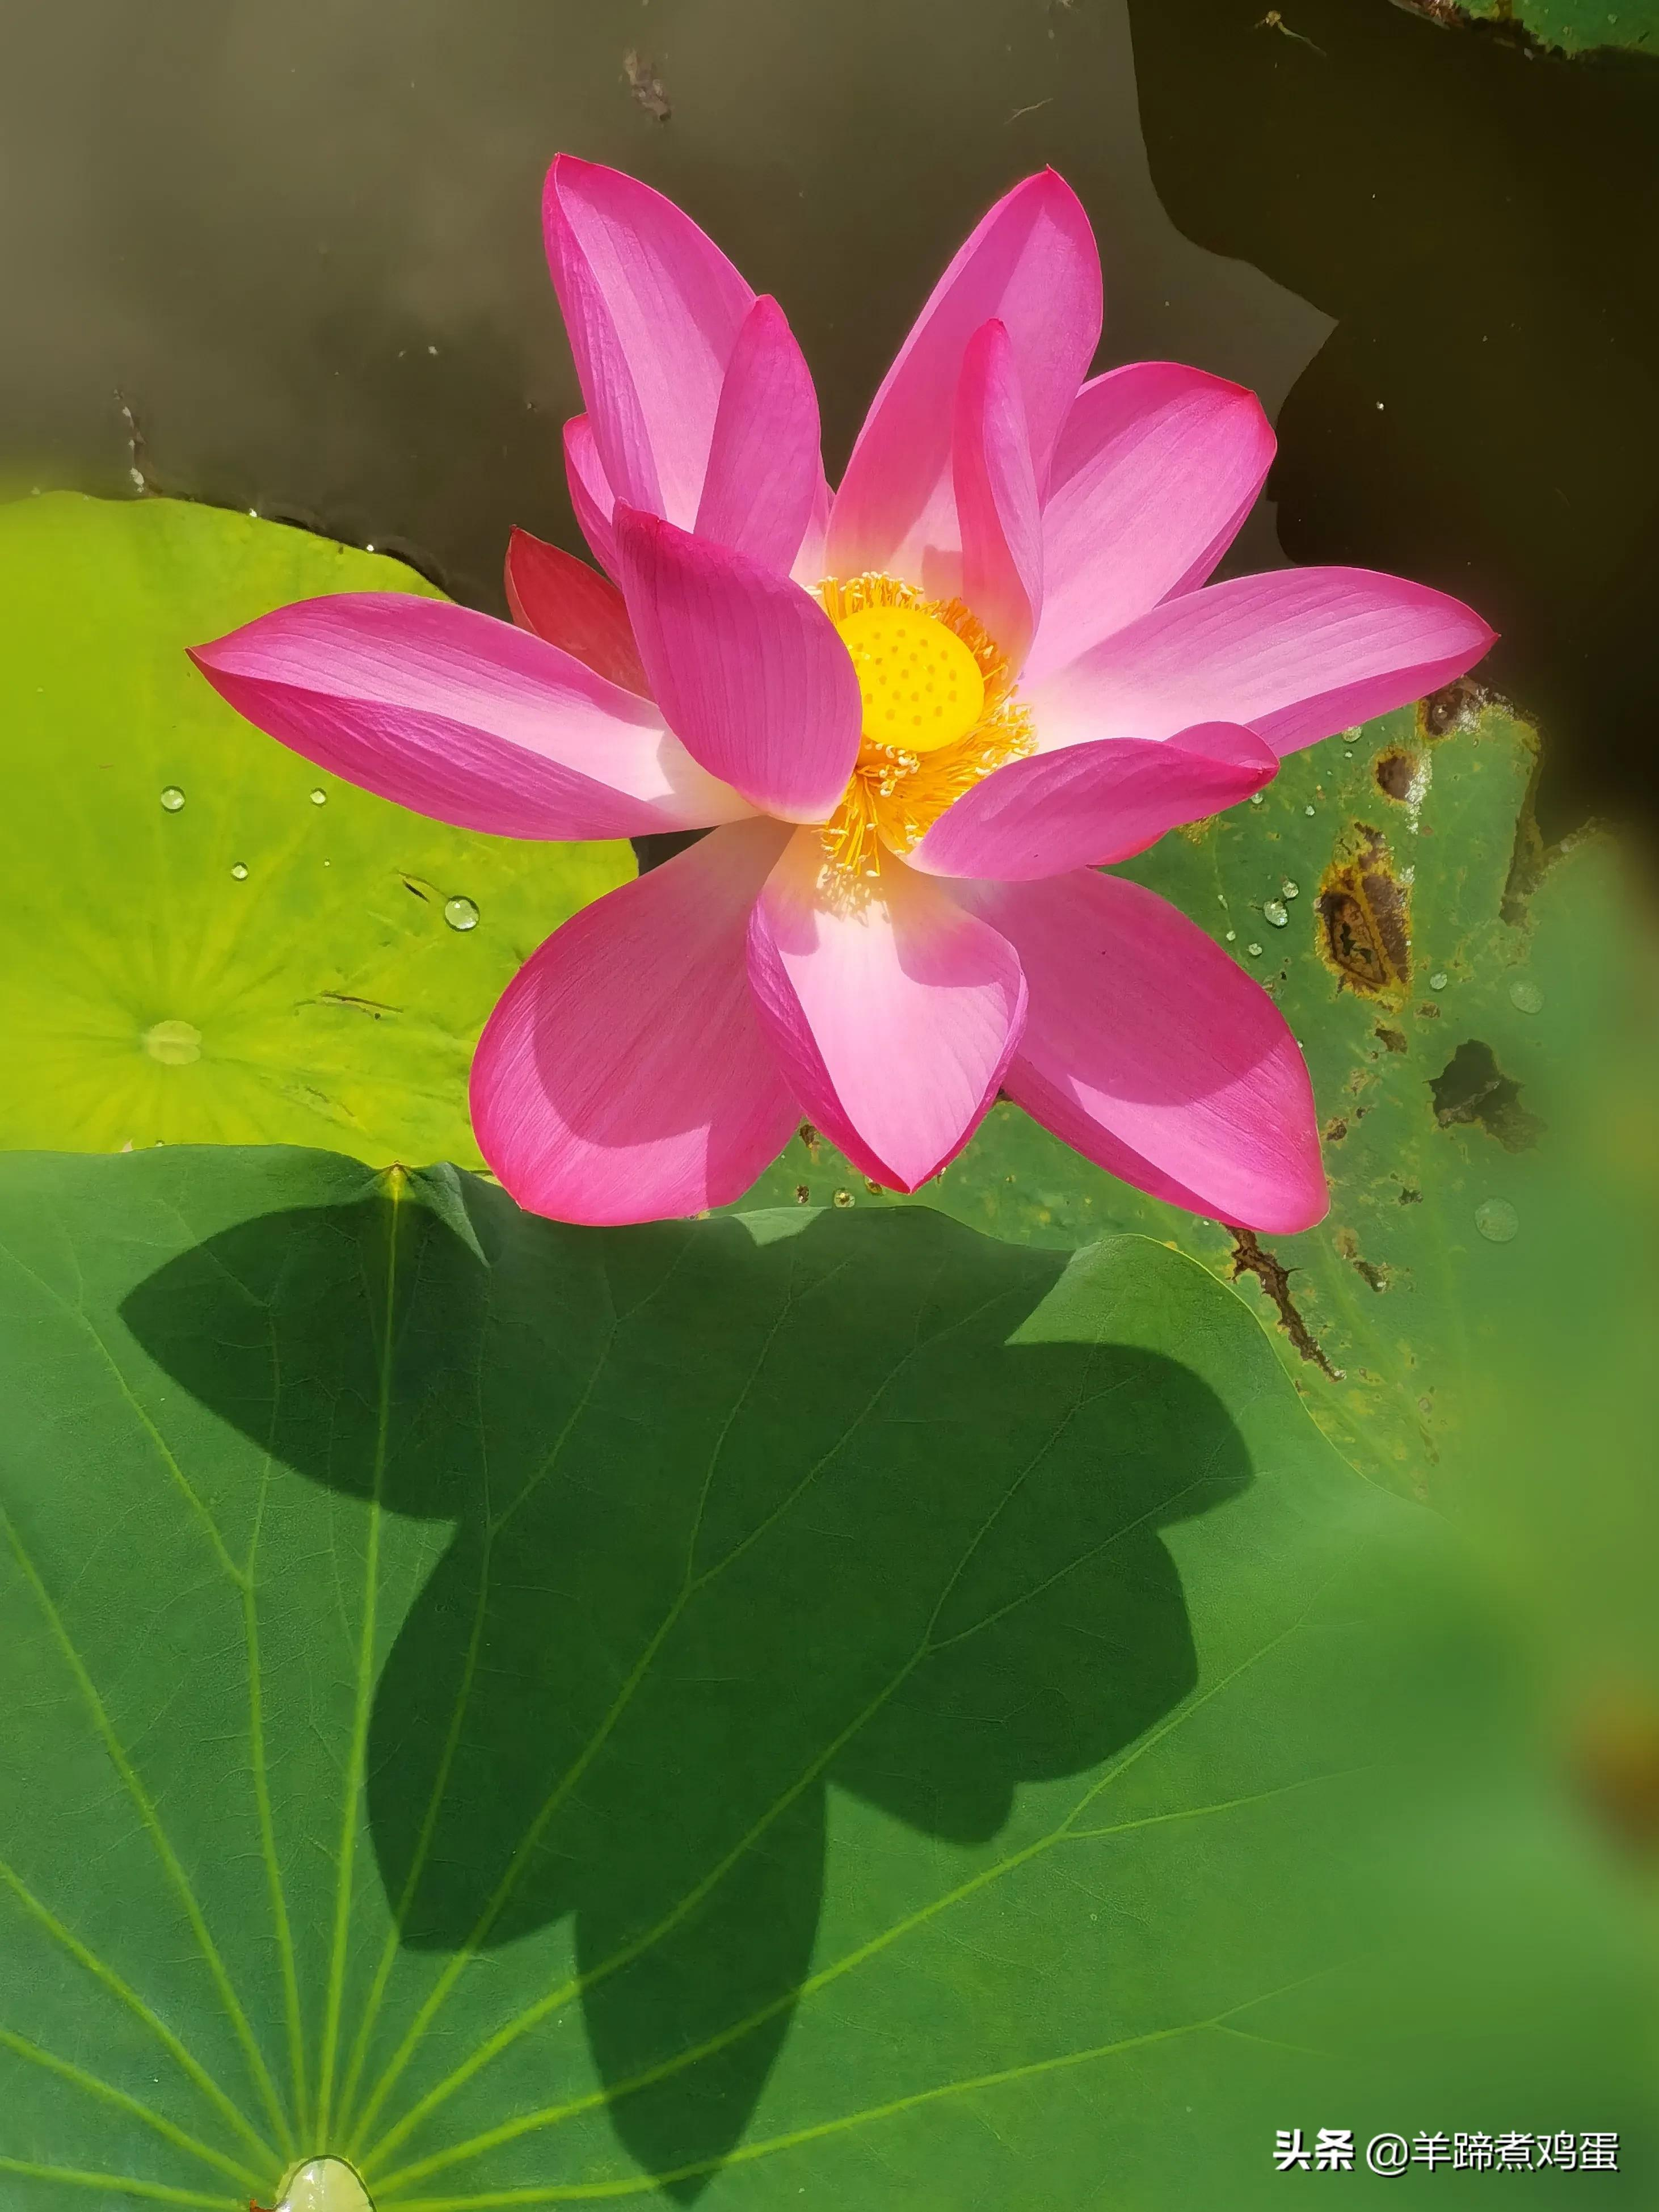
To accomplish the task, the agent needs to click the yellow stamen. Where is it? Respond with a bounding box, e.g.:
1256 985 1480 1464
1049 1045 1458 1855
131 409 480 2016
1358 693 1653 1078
817 573 1034 883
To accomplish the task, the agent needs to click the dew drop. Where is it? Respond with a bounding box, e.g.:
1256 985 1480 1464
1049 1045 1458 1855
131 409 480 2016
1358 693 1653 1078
1249 792 1265 806
832 1189 854 1208
1264 900 1289 928
141 1019 202 1066
443 895 480 932
1429 971 1449 991
1474 1197 1519 1244
309 787 328 806
159 785 185 812
1224 929 1237 941
1508 977 1544 1015
270 2158 375 2212
1247 942 1264 957
1303 804 1316 817
230 863 249 881
1281 878 1300 899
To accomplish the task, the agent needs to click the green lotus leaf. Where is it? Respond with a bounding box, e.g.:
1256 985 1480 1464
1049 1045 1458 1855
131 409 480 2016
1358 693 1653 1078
1425 0 1659 58
738 697 1657 1507
0 493 631 1168
0 1148 1645 2209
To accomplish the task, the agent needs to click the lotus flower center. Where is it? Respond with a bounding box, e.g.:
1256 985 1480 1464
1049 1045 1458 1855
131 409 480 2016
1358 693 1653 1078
833 605 986 756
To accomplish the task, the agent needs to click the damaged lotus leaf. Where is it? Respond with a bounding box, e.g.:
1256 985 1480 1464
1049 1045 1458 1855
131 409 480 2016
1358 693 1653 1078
0 493 631 1167
1412 0 1659 60
0 1150 1645 2209
736 691 1658 1508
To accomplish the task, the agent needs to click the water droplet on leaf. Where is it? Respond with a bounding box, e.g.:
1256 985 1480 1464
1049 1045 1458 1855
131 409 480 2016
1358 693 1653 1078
1474 1197 1519 1244
141 1019 202 1066
1264 900 1289 928
1249 792 1265 806
309 787 328 806
1429 972 1449 991
1247 942 1264 957
443 895 479 932
159 785 184 812
1281 878 1300 899
230 863 249 881
1508 977 1544 1015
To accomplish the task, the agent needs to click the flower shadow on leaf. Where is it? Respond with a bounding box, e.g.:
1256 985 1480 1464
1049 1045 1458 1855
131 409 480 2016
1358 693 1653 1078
121 1172 1252 2198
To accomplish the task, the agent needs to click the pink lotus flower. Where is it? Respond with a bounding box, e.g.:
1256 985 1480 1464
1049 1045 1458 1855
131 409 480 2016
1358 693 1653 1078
191 159 1492 1231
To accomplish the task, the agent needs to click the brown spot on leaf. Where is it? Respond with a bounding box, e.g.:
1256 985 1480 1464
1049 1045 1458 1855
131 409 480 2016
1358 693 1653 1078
1574 1690 1659 1859
1420 675 1492 737
793 1184 810 1205
1226 1229 1344 1378
1323 1116 1349 1143
798 1122 819 1159
1399 1185 1423 1204
1374 750 1417 802
1316 825 1411 1004
1430 1039 1544 1150
1375 1024 1409 1053
1334 1225 1391 1292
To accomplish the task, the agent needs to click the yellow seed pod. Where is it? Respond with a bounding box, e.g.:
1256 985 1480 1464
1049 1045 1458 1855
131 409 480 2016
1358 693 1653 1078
833 604 986 754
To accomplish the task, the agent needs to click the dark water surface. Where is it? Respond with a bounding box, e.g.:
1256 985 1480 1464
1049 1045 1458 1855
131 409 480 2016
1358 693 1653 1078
5 0 1655 835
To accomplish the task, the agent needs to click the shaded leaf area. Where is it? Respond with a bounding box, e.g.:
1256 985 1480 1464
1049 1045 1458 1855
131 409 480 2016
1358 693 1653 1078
1 1149 1643 2208
0 493 630 1164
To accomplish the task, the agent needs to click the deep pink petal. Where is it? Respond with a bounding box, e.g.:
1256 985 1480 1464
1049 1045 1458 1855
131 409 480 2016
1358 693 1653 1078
746 833 1027 1192
1025 568 1496 759
563 416 621 579
614 506 860 823
694 295 824 574
544 155 755 528
954 319 1043 671
1025 364 1275 683
825 171 1102 592
504 527 649 695
188 593 750 839
958 869 1325 1231
472 820 797 1225
908 722 1277 880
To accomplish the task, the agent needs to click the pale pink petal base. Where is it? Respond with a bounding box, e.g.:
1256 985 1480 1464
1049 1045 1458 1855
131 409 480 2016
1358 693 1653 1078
909 722 1277 881
960 869 1326 1231
747 834 1028 1192
190 593 751 839
471 819 798 1225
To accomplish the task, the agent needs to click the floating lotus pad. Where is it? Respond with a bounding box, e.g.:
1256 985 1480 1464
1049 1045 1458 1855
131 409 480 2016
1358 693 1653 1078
0 493 631 1167
0 1150 1643 2208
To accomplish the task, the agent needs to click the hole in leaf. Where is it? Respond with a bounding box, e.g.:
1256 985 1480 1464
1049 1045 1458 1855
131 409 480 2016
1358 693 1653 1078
1429 1039 1544 1151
